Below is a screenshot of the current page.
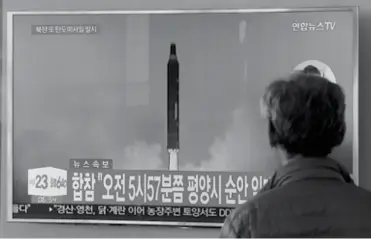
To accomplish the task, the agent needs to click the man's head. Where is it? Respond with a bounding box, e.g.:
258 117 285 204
261 72 346 159
302 65 322 76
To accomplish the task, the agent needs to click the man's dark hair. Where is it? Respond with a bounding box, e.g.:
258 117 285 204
261 72 346 157
302 65 321 76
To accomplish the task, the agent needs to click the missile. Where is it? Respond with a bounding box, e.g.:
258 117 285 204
167 43 179 171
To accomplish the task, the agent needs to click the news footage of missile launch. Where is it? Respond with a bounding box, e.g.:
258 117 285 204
8 10 357 225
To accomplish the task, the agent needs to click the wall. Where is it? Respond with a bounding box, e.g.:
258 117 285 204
1 0 371 237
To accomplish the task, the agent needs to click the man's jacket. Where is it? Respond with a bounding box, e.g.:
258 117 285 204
220 158 371 238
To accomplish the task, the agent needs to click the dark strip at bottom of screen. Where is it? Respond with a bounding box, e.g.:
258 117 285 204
13 203 235 223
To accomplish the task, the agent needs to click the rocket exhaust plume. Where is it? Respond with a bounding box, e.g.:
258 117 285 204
167 43 179 171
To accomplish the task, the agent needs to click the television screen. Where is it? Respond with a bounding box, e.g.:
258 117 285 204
5 7 358 227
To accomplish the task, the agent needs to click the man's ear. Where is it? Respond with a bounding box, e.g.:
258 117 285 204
259 97 268 119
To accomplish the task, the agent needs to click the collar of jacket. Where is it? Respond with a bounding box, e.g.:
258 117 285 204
260 157 354 193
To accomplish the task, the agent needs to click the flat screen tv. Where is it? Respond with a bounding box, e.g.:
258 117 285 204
4 7 359 227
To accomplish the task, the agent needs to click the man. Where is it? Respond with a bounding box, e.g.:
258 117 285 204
220 72 371 237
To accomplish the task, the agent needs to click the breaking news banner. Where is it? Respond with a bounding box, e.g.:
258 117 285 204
19 163 269 224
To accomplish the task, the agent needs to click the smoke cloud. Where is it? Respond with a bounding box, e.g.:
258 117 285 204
113 106 275 173
182 107 277 172
115 141 165 170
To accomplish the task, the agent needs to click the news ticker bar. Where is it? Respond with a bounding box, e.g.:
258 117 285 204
13 203 234 223
28 166 269 206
